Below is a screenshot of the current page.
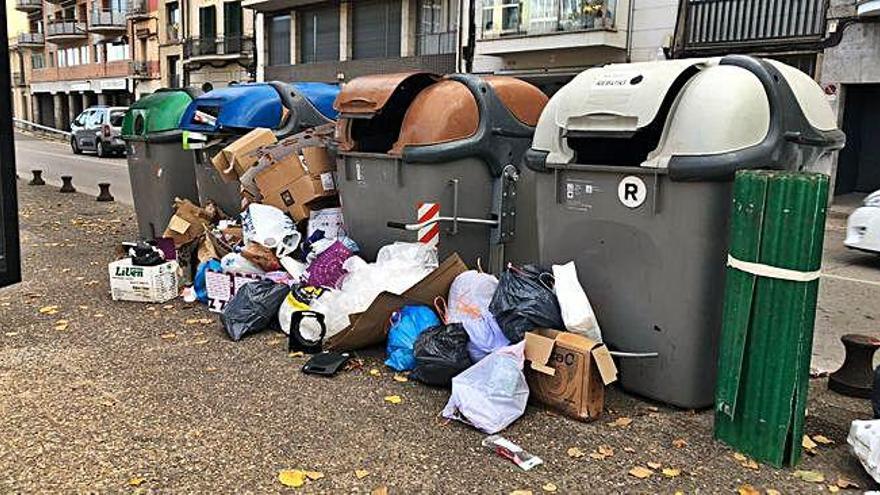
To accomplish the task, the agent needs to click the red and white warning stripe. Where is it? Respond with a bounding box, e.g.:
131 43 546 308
417 202 440 248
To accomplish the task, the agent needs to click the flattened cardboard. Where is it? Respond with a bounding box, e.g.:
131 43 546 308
325 254 468 351
162 199 212 247
221 128 277 177
524 328 618 421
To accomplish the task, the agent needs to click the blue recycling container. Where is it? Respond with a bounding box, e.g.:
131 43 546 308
180 81 340 214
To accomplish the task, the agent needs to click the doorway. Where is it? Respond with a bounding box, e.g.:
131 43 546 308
836 84 880 195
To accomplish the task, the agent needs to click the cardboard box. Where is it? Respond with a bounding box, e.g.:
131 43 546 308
210 149 238 183
301 146 336 176
109 259 179 303
220 128 277 177
325 254 468 351
205 269 265 313
254 156 312 221
524 329 618 421
290 173 337 207
163 199 213 247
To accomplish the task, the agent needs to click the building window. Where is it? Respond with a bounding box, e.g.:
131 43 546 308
107 41 130 61
224 1 243 38
416 0 458 55
31 53 45 69
199 5 217 40
299 4 339 63
352 0 401 60
269 14 291 66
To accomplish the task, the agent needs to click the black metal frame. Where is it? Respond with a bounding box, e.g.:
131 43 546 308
0 0 23 287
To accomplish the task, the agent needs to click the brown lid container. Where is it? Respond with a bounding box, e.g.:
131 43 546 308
390 80 479 155
334 72 440 116
484 75 549 127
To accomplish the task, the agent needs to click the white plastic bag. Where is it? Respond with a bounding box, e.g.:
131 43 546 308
241 203 302 258
552 261 602 342
441 342 529 434
447 270 498 323
849 419 880 484
220 252 264 275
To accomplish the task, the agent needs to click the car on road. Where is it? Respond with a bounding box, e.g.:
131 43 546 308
70 106 128 157
845 190 880 254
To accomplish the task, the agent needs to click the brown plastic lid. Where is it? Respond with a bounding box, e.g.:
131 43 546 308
334 72 440 116
484 76 548 127
390 80 479 155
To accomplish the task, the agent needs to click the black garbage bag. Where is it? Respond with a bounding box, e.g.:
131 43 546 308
489 264 564 343
410 323 473 387
220 280 289 342
873 365 880 419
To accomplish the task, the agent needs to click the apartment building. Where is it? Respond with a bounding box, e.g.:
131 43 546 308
818 0 880 196
181 0 256 90
244 0 459 83
12 0 163 130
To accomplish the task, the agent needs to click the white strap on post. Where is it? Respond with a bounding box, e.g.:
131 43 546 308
727 254 821 283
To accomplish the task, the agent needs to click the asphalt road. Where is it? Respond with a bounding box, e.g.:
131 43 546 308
13 132 132 205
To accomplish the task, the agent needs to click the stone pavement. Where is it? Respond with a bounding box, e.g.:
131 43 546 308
0 180 878 493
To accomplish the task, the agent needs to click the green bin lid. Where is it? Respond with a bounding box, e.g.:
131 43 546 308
121 89 198 139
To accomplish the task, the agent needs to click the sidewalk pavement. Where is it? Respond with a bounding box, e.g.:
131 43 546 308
0 181 877 493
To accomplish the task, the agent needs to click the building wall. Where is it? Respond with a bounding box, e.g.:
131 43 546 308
184 0 256 88
628 0 677 62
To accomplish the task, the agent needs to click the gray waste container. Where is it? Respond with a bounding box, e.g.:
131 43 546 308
122 88 202 239
522 56 845 408
180 81 338 214
334 72 547 269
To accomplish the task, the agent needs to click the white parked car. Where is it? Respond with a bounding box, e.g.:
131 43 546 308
845 190 880 253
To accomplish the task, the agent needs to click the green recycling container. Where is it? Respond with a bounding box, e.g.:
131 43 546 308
122 88 202 239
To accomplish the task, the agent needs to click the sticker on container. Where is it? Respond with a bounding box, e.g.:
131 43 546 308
563 180 597 210
618 176 647 209
320 172 336 192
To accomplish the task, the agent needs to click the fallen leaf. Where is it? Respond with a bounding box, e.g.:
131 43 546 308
793 470 826 483
161 333 176 340
672 438 688 449
4 332 19 336
369 368 381 376
629 466 653 479
598 445 614 457
205 366 218 372
509 491 532 495
813 435 834 445
589 452 606 460
185 318 200 325
128 477 145 487
736 484 760 495
803 434 818 453
835 477 858 489
766 489 781 495
542 482 557 492
93 313 104 318
393 374 409 383
567 447 585 458
647 461 662 470
742 459 759 470
38 305 59 314
623 447 636 453
278 469 306 488
828 485 840 493
384 395 402 404
163 304 174 309
289 351 304 358
609 416 633 427
662 468 681 478
733 452 748 462
371 487 388 495
355 469 370 479
194 339 210 345
304 471 324 481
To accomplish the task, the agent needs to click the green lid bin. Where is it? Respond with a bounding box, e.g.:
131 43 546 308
123 88 202 240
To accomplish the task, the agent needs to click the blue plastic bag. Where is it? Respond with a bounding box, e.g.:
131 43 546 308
385 305 441 371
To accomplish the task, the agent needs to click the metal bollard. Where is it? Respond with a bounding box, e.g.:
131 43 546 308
829 334 880 398
59 175 76 193
96 183 114 202
28 170 45 186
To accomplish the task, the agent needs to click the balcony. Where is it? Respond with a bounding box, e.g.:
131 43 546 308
679 0 827 55
89 8 128 35
476 0 625 55
14 0 41 13
183 35 255 61
127 0 150 19
11 72 26 87
31 60 132 83
17 32 45 48
241 0 323 13
130 60 160 78
45 19 88 45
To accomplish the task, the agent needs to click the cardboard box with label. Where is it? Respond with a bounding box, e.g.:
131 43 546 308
524 329 618 421
205 269 265 313
109 258 179 303
254 153 311 221
290 173 336 207
212 128 277 181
